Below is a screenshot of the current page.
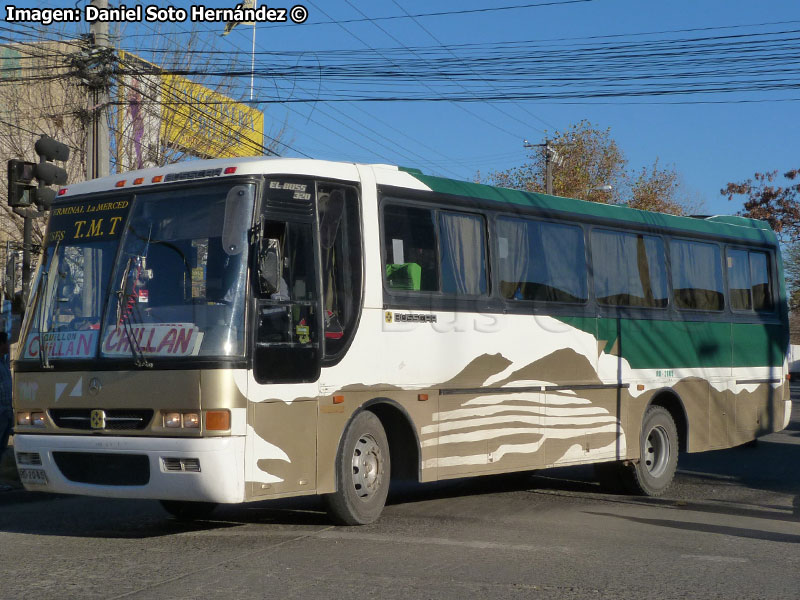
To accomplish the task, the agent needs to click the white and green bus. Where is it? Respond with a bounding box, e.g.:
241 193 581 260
12 157 791 524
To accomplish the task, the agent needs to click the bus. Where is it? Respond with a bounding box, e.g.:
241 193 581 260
12 157 791 525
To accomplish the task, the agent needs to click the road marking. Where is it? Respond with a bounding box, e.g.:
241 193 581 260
316 530 573 553
681 554 748 563
196 527 572 553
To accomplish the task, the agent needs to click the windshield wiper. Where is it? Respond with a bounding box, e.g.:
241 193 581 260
115 258 152 368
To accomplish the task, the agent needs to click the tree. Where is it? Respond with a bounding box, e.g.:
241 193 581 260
487 121 699 215
785 242 800 343
720 169 800 242
488 120 626 203
628 159 686 216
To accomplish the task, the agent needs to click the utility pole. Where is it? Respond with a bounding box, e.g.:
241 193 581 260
524 139 555 195
86 0 111 179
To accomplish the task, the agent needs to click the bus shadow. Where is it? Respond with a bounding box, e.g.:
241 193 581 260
584 511 800 544
0 495 332 539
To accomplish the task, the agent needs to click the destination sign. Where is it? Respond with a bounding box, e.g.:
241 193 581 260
45 199 130 245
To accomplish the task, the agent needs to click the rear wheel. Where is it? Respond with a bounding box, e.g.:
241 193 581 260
595 405 679 496
324 411 390 525
626 405 679 496
160 500 217 521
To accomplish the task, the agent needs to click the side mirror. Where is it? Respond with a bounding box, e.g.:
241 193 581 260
258 238 281 296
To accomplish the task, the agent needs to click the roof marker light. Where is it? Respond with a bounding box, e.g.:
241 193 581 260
115 180 126 188
57 188 67 196
152 175 164 183
224 167 237 174
133 177 144 185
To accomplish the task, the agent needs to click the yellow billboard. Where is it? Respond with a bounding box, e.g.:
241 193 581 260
117 51 264 167
160 73 264 158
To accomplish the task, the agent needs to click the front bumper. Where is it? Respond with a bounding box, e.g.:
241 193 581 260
13 434 246 503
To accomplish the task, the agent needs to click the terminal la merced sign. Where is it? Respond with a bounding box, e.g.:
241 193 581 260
117 50 265 171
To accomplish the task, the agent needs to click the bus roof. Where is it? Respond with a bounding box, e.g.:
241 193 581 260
392 167 778 246
57 157 777 245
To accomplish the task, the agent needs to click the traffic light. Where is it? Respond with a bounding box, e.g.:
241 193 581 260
7 159 36 207
35 134 70 163
33 135 69 210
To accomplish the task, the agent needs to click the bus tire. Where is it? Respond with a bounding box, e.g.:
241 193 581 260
624 405 679 496
160 500 217 521
325 411 391 526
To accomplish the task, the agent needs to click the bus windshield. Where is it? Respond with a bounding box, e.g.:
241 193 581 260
19 182 255 363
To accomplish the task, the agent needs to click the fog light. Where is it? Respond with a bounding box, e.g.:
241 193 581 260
31 412 46 427
205 410 230 431
164 412 182 428
184 413 200 428
16 412 31 426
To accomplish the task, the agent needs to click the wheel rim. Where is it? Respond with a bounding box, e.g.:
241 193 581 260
351 433 383 501
644 425 670 478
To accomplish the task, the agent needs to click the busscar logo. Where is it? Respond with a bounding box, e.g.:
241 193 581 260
385 311 393 323
392 313 437 323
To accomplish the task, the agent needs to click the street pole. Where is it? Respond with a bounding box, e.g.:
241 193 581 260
86 0 110 179
21 215 32 305
523 139 554 195
544 139 553 196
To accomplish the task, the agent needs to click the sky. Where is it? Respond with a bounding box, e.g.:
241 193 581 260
4 0 800 216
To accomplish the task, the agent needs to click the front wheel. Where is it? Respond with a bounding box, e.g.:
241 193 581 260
324 411 390 525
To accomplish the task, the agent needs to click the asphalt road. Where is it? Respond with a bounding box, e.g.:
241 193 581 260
1 385 799 599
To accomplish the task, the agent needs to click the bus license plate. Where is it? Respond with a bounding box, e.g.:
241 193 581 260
18 468 48 486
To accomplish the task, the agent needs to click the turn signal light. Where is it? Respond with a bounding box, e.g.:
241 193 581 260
205 410 230 431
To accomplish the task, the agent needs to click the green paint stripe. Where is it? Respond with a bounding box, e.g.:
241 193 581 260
559 316 787 369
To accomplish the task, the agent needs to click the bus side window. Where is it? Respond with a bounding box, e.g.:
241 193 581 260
727 249 752 311
496 216 587 304
383 204 439 292
671 239 724 311
749 251 774 312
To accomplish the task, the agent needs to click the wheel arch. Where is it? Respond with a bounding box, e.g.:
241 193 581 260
648 388 689 453
332 398 422 491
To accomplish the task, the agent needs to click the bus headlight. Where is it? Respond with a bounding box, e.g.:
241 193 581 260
16 412 31 426
164 412 182 428
31 412 46 427
184 413 200 428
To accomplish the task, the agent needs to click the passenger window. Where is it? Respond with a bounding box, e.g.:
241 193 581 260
383 205 439 292
497 217 587 303
671 240 724 311
439 211 487 295
727 249 752 311
749 251 774 312
592 230 668 308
